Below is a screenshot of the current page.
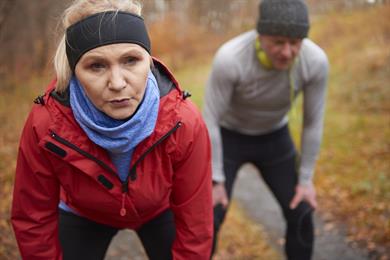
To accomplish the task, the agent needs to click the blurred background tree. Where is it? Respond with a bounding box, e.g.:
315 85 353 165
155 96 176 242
0 0 14 33
0 0 259 80
0 0 387 81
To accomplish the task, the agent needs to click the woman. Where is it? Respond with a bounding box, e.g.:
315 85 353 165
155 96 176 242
11 1 212 259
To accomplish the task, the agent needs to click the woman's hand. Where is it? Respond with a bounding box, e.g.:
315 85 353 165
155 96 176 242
213 182 229 208
289 183 317 209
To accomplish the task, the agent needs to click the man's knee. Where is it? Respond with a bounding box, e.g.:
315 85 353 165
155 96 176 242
284 201 313 225
213 204 228 232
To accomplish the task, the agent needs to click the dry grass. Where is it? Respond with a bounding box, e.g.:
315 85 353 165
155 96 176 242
213 202 281 260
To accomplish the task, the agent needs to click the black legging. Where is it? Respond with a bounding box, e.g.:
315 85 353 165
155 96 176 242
213 125 314 260
59 208 175 260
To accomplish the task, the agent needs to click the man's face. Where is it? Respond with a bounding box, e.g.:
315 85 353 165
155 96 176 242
259 35 303 70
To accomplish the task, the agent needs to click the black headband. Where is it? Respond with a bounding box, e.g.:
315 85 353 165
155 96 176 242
66 11 151 72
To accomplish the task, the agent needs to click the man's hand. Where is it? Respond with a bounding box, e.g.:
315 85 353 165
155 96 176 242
289 183 317 209
212 182 229 208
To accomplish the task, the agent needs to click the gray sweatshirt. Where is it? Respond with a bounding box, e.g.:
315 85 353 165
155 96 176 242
203 30 329 185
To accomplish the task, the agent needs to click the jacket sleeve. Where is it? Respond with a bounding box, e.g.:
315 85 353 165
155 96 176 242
11 109 62 260
170 107 213 260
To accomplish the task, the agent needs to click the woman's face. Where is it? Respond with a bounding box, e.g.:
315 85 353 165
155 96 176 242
75 43 151 120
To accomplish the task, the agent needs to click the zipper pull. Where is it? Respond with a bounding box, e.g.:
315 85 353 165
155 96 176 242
120 193 127 217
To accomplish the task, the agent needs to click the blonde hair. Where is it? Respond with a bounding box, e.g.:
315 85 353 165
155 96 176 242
53 0 142 92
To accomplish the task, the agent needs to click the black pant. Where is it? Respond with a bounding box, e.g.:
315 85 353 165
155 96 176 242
213 125 314 260
59 209 175 260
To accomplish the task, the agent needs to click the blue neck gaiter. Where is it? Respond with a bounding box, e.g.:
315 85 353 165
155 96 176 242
69 71 160 181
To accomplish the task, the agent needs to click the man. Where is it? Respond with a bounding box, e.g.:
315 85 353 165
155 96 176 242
203 0 329 259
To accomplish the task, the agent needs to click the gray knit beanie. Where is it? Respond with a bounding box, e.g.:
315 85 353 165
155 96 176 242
256 0 310 39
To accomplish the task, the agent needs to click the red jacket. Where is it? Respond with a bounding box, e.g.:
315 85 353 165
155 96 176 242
11 60 213 260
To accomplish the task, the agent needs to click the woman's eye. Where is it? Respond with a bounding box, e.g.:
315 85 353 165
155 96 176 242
125 57 137 65
90 63 105 70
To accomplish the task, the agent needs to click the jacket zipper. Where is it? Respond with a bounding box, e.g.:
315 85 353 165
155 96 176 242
49 121 182 217
126 121 182 183
119 121 182 216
